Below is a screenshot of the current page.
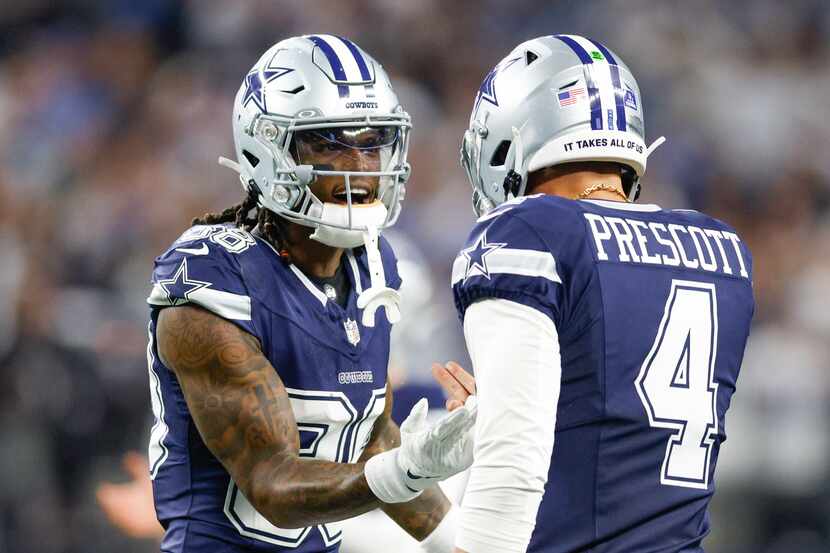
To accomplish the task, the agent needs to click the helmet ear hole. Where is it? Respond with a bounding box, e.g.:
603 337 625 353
242 150 260 168
525 50 539 65
490 140 512 167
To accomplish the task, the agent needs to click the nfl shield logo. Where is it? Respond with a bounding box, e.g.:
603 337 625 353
344 318 361 346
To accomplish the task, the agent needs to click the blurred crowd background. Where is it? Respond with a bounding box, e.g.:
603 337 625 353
1 1 829 552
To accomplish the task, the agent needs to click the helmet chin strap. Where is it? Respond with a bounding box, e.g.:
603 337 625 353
218 156 242 174
355 225 402 327
307 202 401 327
646 136 667 157
628 136 666 202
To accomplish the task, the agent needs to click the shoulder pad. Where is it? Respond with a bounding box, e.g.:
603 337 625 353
148 225 257 321
469 195 585 251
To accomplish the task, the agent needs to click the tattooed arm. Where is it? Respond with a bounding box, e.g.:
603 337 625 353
359 383 452 541
156 304 379 528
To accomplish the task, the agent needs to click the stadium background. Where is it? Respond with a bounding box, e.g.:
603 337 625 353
1 1 828 551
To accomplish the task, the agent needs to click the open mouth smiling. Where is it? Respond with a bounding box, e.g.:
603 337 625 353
331 185 375 204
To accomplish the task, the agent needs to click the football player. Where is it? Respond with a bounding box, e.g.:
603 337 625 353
146 35 473 553
441 35 754 552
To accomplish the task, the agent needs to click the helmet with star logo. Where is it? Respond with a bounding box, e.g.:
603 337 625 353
223 35 411 248
460 35 665 216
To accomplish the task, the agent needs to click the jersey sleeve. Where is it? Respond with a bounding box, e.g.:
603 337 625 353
147 228 261 340
452 208 564 325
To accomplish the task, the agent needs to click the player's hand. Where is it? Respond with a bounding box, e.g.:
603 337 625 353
95 451 164 540
432 362 476 411
399 397 477 490
365 397 477 503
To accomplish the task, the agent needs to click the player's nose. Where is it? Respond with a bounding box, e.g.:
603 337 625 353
343 147 380 172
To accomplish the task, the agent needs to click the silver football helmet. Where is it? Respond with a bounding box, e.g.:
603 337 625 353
222 34 412 247
461 34 665 215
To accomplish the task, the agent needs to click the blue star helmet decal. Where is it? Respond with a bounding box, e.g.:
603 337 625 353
242 62 295 113
474 56 521 113
157 258 211 306
461 231 506 281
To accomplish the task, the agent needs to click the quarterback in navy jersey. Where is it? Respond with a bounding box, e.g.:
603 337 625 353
146 35 474 553
437 35 754 553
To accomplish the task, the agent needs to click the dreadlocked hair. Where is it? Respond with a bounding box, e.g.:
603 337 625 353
192 186 293 262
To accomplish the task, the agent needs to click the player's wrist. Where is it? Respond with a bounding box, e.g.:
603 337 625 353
365 448 423 504
419 503 458 553
372 396 476 504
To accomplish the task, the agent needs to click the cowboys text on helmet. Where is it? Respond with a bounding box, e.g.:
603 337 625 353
224 34 412 248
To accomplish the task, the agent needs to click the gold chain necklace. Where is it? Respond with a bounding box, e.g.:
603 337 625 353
577 184 629 202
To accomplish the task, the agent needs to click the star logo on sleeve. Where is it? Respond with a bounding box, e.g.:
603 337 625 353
461 231 506 281
157 258 211 306
242 64 295 112
474 56 520 112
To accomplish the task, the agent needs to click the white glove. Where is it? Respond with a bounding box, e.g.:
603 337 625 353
365 397 477 504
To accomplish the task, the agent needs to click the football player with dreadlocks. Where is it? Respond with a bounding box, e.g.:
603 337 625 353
146 35 472 553
436 35 754 552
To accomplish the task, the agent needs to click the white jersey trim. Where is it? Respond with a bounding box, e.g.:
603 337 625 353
148 284 253 321
147 323 169 480
451 247 562 285
582 199 662 212
289 264 329 306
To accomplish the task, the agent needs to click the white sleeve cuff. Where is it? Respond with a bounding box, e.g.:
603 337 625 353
365 449 422 504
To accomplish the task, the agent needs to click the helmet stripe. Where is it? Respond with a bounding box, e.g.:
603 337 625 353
585 38 627 132
553 35 603 131
308 35 350 97
337 36 372 81
554 34 593 64
318 34 366 82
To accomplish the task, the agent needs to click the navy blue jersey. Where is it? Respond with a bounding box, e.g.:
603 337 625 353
452 195 754 553
146 224 400 552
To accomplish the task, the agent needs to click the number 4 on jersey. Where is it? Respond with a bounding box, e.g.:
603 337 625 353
636 280 719 490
